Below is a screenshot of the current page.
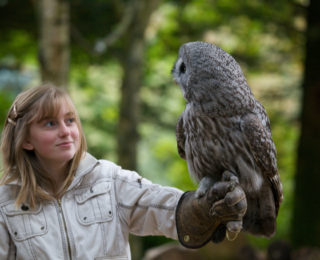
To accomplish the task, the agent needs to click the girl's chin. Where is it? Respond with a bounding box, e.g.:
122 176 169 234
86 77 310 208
53 151 76 163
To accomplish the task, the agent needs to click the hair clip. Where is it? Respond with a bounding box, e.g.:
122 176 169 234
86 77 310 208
12 105 18 119
7 105 18 126
7 117 17 126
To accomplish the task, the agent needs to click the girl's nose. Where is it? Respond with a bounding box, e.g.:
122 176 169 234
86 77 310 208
59 122 70 136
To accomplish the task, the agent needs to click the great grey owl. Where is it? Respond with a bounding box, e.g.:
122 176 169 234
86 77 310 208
172 41 283 239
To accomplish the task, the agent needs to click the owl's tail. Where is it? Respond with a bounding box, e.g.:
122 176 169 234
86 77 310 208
243 182 277 237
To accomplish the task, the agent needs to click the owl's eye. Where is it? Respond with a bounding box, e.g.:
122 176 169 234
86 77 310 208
179 62 186 74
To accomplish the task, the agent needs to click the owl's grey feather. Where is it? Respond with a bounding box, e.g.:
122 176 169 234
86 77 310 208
172 41 283 237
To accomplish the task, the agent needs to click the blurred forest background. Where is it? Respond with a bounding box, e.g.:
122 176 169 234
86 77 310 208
1 0 320 259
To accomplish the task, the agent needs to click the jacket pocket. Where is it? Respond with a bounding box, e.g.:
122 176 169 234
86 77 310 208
2 201 47 241
75 181 113 225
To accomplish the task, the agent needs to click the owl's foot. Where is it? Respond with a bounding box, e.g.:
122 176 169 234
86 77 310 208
209 182 246 217
209 174 247 242
209 171 241 215
222 171 239 190
195 176 215 198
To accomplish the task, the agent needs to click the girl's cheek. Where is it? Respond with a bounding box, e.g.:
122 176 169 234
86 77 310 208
71 125 79 137
72 127 80 143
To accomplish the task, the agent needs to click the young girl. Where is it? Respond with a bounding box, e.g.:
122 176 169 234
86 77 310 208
0 84 246 259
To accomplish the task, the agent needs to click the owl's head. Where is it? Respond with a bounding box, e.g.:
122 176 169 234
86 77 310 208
172 41 253 108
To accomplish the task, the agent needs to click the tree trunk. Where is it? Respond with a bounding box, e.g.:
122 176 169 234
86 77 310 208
116 1 160 259
291 0 320 248
117 0 160 171
35 0 70 87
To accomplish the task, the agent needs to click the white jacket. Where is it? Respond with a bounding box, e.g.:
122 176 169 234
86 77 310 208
0 153 183 260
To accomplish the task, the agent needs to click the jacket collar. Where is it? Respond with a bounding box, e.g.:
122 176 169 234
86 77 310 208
67 152 100 191
75 152 99 178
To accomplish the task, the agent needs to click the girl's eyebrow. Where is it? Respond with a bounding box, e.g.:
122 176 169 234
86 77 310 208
65 112 75 116
37 116 54 122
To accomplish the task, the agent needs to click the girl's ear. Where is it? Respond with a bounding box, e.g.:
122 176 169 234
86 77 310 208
22 140 34 150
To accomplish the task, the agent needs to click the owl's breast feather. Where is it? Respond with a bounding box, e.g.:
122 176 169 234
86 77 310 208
183 111 261 191
183 112 239 181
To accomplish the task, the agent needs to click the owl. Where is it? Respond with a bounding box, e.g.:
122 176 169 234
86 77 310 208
172 41 283 239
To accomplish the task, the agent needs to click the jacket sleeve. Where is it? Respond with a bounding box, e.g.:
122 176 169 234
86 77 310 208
114 168 183 239
0 211 15 259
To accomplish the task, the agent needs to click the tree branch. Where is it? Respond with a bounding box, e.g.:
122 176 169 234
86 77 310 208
93 0 137 54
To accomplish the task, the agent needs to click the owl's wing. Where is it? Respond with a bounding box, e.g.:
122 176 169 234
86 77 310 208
176 114 186 160
241 113 283 214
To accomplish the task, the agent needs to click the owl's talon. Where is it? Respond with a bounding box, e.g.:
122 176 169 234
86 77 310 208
228 180 237 192
226 230 239 241
226 220 242 232
226 220 242 241
222 171 239 183
221 171 239 193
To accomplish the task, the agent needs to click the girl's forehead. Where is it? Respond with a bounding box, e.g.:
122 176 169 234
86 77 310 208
33 96 76 122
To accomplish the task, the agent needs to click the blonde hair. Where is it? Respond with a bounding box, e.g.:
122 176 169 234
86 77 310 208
0 84 87 208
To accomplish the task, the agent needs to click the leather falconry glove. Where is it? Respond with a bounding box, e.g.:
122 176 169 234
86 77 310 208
175 172 247 248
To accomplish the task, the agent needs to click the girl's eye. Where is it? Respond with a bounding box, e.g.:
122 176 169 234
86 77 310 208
45 121 56 127
67 118 75 124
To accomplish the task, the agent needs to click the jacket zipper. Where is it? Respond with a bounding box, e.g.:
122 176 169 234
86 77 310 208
57 199 72 260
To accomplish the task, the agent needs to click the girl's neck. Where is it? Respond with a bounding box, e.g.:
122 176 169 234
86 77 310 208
38 159 70 197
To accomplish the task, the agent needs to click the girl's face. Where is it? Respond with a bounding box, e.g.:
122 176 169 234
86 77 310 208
22 101 80 167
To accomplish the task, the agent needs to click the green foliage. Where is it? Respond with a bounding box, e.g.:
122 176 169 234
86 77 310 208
139 126 196 191
0 30 37 65
69 62 122 161
0 90 14 129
